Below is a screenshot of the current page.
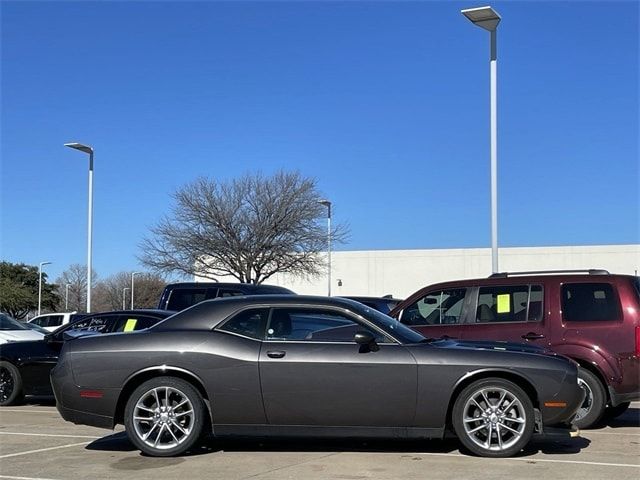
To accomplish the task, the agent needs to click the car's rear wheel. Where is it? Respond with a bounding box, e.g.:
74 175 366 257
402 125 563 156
574 367 606 429
124 377 205 456
0 361 24 406
452 378 534 458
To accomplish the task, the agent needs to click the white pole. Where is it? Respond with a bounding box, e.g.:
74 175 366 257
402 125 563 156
38 261 51 316
38 265 43 316
490 29 499 274
87 152 94 312
327 208 332 297
131 272 139 309
65 283 71 310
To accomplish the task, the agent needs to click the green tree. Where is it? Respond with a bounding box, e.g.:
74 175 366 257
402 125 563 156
0 262 60 319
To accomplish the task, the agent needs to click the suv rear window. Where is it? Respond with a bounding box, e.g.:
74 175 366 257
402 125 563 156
561 283 620 322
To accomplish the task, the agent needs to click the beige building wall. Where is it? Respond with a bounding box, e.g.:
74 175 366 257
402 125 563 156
196 244 640 299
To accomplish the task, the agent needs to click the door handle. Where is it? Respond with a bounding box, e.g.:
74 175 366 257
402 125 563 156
440 335 457 340
521 332 545 340
267 350 286 359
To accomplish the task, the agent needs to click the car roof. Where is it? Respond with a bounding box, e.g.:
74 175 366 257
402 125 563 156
423 272 630 289
154 295 367 331
85 309 175 316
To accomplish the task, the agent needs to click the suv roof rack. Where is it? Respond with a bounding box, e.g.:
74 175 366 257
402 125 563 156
489 269 610 278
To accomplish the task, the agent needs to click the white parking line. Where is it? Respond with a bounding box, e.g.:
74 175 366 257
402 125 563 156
0 432 100 439
315 451 640 469
0 410 55 414
583 431 640 436
0 476 61 480
0 442 91 459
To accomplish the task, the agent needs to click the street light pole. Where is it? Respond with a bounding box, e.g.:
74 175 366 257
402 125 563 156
461 6 501 273
65 283 71 310
123 287 130 310
64 142 95 311
38 261 52 316
131 272 140 309
318 200 332 296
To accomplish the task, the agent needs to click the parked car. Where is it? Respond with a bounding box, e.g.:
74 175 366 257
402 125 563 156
27 312 86 332
0 314 46 344
340 295 403 314
388 270 640 429
0 309 175 406
157 282 295 311
52 295 583 458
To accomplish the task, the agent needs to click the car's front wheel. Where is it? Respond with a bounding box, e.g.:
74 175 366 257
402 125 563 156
124 376 206 456
0 361 24 406
452 378 535 458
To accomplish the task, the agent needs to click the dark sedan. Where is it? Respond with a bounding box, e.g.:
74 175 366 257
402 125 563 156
52 296 583 458
0 309 174 406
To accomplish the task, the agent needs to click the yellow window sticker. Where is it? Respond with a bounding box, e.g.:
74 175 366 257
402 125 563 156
123 318 138 332
496 294 510 314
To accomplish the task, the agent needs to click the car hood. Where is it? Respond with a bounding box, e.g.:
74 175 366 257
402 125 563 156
429 338 552 355
0 330 46 344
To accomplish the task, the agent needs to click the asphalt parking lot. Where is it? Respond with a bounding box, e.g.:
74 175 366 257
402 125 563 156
0 401 638 480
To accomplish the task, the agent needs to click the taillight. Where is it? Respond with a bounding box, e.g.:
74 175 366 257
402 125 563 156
636 326 640 356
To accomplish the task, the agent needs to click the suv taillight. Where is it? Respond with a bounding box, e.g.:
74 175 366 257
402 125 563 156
636 327 640 357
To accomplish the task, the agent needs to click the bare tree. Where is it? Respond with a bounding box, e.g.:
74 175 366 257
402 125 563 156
140 171 347 284
93 272 167 311
54 264 97 313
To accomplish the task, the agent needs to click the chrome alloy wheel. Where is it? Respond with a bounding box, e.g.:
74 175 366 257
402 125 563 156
574 377 593 422
132 386 194 450
0 366 14 403
461 387 527 452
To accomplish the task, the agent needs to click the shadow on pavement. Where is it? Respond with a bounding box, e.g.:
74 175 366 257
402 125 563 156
592 407 640 429
86 431 589 459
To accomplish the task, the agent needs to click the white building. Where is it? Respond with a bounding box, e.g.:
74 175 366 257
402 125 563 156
204 244 639 299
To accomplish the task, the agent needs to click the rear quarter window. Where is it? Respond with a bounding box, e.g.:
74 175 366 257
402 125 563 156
561 283 620 322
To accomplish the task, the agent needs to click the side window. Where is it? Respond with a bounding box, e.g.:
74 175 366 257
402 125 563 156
32 317 46 327
166 288 210 311
48 315 63 327
266 308 387 343
476 285 541 323
401 289 467 326
218 308 269 339
66 315 113 334
112 316 161 333
218 289 244 298
562 283 619 322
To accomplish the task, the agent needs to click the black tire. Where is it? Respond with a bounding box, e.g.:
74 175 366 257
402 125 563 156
602 402 631 421
574 367 606 429
452 378 535 458
124 376 206 456
0 361 24 406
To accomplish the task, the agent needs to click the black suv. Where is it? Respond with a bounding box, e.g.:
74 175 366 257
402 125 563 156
158 282 295 311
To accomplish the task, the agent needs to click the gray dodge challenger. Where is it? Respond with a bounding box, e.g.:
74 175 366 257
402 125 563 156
51 296 584 458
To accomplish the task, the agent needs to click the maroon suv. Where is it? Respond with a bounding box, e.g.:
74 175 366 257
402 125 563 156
389 270 640 429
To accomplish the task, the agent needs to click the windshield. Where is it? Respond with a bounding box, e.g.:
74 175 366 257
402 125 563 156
0 314 29 331
346 301 427 344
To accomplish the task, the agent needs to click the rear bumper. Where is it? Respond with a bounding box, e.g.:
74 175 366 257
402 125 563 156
57 404 114 430
608 387 640 406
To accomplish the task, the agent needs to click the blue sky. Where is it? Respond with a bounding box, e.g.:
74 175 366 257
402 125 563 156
1 1 638 281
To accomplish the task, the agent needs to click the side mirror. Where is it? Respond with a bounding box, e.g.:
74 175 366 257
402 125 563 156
354 331 379 352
